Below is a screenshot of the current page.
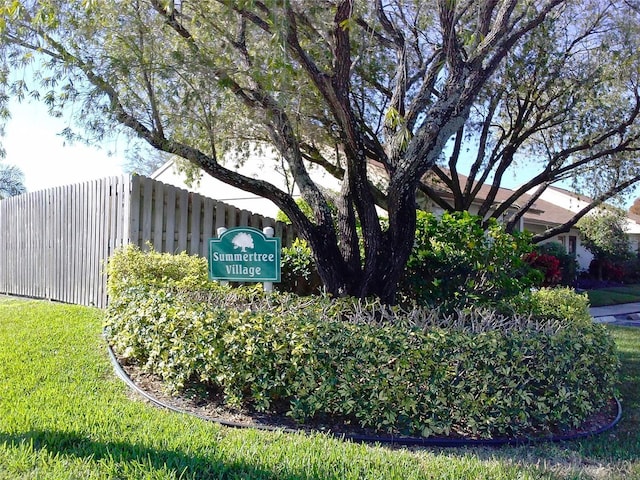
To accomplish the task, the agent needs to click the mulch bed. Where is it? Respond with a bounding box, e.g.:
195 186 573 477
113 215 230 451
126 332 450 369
114 355 621 446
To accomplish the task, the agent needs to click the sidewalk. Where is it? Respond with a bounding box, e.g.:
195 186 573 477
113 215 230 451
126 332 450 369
590 302 640 327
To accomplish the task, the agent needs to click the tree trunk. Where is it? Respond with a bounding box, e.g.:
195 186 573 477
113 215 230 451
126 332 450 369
373 177 419 303
296 188 417 303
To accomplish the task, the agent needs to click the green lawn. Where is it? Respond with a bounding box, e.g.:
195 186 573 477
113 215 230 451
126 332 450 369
587 284 640 307
0 297 639 479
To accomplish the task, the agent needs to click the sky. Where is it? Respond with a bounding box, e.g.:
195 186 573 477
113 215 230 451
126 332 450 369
2 99 129 193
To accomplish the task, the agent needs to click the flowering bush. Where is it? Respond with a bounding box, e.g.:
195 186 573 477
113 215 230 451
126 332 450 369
524 252 562 286
536 242 578 286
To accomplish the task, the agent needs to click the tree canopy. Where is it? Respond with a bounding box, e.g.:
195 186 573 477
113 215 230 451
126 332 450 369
424 1 640 241
0 162 26 199
1 0 640 301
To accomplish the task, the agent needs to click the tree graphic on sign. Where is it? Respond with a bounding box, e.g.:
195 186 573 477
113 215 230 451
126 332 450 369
232 232 254 252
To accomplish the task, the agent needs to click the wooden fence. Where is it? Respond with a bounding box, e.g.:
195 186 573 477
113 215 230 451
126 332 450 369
0 175 295 308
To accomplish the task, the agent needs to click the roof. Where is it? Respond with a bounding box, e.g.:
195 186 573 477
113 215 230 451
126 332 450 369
421 171 573 226
421 171 640 235
521 196 577 226
545 185 640 231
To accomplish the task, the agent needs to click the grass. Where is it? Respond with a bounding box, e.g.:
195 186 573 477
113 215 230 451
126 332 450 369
586 284 640 307
0 297 639 479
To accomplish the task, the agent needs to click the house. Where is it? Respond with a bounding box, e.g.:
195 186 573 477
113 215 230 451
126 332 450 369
153 157 640 271
528 186 640 269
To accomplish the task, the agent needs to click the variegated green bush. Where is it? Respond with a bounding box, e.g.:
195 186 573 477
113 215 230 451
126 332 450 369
104 247 619 439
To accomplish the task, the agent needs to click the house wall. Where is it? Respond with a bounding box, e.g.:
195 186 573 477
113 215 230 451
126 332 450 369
524 223 593 271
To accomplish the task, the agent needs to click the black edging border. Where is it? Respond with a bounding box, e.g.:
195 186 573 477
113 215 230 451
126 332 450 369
107 342 623 447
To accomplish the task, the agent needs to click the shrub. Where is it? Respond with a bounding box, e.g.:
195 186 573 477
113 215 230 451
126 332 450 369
399 211 540 309
277 238 322 295
277 211 544 303
524 252 562 286
505 287 593 327
578 208 633 274
589 259 625 283
105 247 619 439
106 244 210 298
620 257 640 283
536 242 578 286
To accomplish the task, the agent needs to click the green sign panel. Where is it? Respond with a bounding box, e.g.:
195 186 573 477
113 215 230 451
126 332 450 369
209 227 281 282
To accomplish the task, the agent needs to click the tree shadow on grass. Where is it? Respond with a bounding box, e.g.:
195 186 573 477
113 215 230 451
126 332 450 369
0 429 311 479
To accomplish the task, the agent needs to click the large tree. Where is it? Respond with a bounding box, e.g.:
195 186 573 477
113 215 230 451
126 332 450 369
1 0 638 301
0 163 26 199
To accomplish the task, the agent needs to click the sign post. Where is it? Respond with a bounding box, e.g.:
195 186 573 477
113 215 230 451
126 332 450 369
262 227 275 292
209 227 281 289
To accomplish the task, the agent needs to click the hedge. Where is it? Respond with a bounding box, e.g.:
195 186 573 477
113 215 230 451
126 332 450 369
104 246 619 439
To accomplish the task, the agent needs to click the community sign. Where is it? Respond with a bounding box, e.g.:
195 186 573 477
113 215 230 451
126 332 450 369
208 227 281 282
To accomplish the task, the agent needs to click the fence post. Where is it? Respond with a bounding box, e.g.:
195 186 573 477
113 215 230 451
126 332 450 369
263 226 274 292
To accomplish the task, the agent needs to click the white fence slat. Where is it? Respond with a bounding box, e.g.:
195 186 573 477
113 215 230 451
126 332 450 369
128 176 141 247
73 183 81 304
32 190 41 298
65 184 75 303
50 188 57 299
23 192 31 297
165 184 176 253
50 188 58 301
120 176 131 248
189 193 201 255
141 177 153 249
88 180 98 305
177 189 189 253
215 203 227 229
201 198 215 257
20 193 28 297
56 186 65 302
99 178 110 306
0 198 5 293
239 209 249 227
153 181 165 251
79 182 89 304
